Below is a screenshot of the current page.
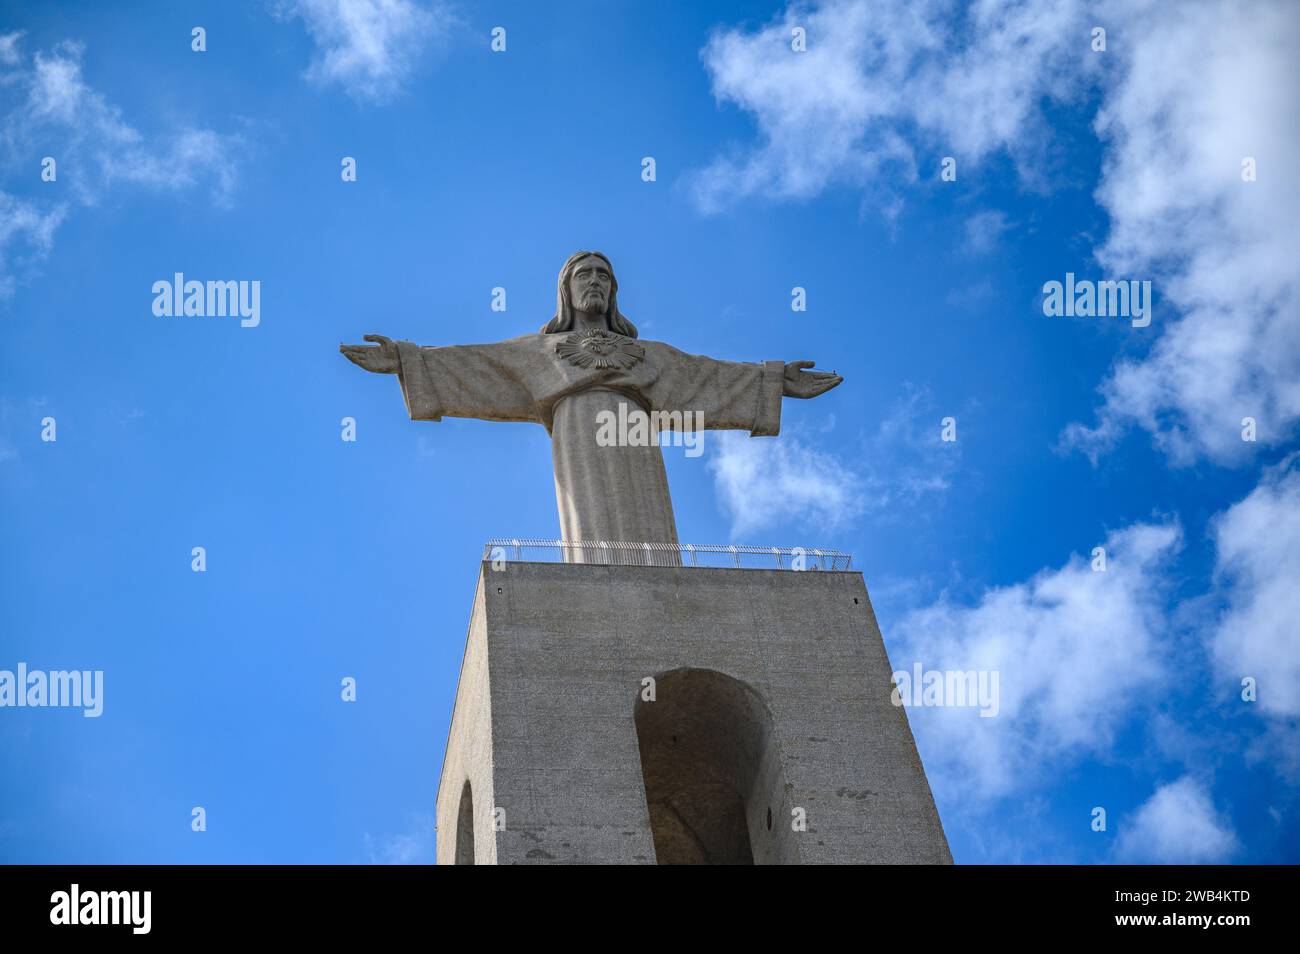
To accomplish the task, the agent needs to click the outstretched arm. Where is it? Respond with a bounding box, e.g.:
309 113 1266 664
339 333 539 424
647 345 843 437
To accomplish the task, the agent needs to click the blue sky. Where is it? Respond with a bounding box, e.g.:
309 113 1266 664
1 0 1297 864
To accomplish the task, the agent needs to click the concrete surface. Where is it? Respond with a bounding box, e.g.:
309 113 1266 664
434 560 952 865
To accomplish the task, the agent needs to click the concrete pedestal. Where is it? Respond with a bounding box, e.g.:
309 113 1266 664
434 561 951 865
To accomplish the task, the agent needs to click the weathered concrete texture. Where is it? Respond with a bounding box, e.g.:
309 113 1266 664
434 579 498 865
435 561 952 865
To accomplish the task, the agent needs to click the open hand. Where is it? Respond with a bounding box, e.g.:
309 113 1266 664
783 360 843 399
340 334 400 374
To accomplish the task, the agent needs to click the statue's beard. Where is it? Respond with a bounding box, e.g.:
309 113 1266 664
578 290 608 313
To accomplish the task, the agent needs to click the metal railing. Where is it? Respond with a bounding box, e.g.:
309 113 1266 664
482 538 852 571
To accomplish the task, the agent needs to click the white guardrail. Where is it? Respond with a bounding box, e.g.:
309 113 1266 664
482 539 852 571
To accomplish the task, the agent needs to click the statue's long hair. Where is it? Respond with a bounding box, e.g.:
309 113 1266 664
539 250 639 338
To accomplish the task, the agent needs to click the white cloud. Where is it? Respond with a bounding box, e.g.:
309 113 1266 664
690 0 1093 213
3 39 246 205
708 431 864 539
363 812 436 864
962 209 1009 255
0 31 25 67
863 384 962 507
0 36 245 296
708 387 960 538
0 192 66 300
1114 776 1239 863
28 43 100 123
1209 456 1300 720
695 0 1300 465
892 521 1180 800
1062 0 1300 464
884 443 1300 816
275 0 454 102
108 129 243 205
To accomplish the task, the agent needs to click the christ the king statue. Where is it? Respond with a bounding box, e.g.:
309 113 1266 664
340 251 842 550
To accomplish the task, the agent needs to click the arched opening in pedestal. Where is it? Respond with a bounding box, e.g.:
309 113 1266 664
454 780 475 865
634 668 795 864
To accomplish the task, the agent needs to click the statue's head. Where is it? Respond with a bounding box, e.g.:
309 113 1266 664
540 250 639 338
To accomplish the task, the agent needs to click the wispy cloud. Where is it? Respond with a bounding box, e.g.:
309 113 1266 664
861 384 963 510
693 0 1300 465
274 0 456 103
890 456 1300 838
0 192 65 301
708 430 864 539
2 36 246 206
1208 456 1300 781
689 0 1093 213
0 31 22 65
1114 776 1239 863
363 811 436 864
892 521 1180 801
707 385 959 539
0 33 247 298
1210 456 1300 720
962 209 1009 255
1062 1 1300 464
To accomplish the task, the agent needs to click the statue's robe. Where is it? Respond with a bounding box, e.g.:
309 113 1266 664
393 332 785 554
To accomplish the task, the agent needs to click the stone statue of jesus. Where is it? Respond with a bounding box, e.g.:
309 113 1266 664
340 251 842 549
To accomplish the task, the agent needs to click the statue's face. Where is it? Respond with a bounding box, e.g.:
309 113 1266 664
568 256 612 315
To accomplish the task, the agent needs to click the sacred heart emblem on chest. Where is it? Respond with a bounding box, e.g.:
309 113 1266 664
554 329 646 370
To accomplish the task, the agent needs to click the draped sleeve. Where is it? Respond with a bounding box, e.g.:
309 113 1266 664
395 339 541 424
644 344 785 436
